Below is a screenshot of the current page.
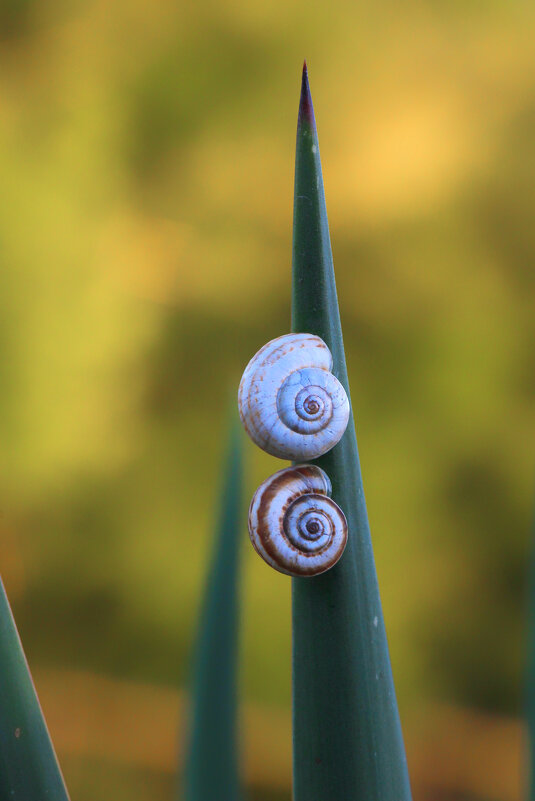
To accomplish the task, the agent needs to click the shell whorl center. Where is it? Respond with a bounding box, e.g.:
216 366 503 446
284 495 337 554
301 395 322 417
277 373 334 435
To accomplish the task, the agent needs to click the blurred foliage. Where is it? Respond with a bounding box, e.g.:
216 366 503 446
0 0 534 798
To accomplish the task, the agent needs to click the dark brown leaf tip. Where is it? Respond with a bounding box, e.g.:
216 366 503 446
299 60 316 128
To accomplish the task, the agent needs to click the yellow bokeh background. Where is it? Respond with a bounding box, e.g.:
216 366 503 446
1 1 535 799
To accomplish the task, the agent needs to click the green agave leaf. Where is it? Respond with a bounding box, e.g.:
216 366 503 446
0 577 70 800
291 63 412 801
527 512 535 801
182 417 243 801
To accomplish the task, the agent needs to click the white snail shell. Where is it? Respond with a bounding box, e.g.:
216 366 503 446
238 334 350 460
248 464 348 577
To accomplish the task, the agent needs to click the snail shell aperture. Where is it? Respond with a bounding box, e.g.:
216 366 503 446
248 464 348 577
238 333 350 460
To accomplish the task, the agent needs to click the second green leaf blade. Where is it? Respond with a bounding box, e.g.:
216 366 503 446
182 418 243 801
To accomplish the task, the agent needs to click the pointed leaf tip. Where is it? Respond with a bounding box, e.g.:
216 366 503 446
298 61 315 128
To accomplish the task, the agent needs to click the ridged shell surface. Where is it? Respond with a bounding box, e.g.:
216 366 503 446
238 334 350 460
248 464 348 577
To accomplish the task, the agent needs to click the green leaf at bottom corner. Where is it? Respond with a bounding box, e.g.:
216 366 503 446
0 577 70 801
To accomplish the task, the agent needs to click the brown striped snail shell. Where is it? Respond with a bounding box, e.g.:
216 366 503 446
238 333 350 461
248 464 348 577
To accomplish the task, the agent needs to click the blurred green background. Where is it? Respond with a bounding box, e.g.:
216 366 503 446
1 0 534 799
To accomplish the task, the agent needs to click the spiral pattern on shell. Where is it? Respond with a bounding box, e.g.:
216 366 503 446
248 464 348 577
238 334 350 461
